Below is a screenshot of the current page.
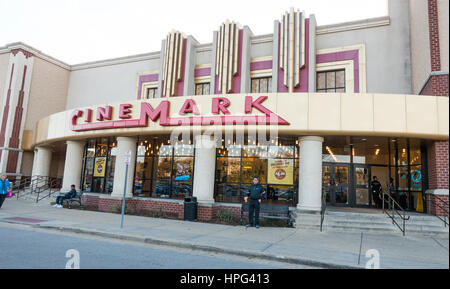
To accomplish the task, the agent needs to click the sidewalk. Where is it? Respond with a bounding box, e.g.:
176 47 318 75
0 198 448 269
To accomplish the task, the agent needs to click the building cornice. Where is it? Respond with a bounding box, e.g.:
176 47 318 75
0 42 71 70
70 51 160 71
251 34 273 44
316 16 391 35
0 16 390 71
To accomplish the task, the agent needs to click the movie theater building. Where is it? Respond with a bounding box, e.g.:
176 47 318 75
0 0 448 221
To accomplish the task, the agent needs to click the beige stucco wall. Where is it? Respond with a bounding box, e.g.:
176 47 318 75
32 93 449 147
20 151 34 176
0 52 11 114
409 0 432 94
438 0 449 72
49 148 65 178
25 57 70 136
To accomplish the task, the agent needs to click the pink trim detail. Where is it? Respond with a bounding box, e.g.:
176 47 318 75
194 67 211 77
137 74 158 100
250 61 273 71
11 48 34 59
316 49 360 93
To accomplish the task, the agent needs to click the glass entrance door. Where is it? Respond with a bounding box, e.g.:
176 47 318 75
323 163 350 206
354 165 371 207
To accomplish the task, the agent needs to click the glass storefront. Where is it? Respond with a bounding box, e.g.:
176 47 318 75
81 137 117 193
214 137 299 206
134 136 194 199
322 136 426 211
78 135 428 212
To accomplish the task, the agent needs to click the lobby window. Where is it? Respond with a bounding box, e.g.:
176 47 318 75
316 70 345 92
81 137 117 194
215 136 298 206
134 136 194 200
195 83 210 95
146 87 158 99
251 77 272 93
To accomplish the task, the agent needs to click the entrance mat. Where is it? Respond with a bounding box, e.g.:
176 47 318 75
3 217 47 224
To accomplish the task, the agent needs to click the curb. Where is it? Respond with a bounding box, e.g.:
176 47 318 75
34 223 361 269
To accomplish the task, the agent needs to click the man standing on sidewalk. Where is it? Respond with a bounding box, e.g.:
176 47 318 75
244 177 265 229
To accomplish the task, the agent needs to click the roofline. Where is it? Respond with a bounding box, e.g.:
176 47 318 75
0 15 390 71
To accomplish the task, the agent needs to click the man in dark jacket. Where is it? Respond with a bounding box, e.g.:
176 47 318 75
244 177 265 228
54 185 77 208
371 176 382 208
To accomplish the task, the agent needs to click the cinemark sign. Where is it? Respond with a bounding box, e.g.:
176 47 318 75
70 95 289 132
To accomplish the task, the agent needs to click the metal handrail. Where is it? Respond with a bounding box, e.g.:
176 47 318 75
36 177 62 203
12 175 46 199
12 176 60 200
429 194 449 227
320 190 327 232
382 191 410 236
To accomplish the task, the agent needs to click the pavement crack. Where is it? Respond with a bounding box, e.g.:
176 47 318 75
261 229 299 252
357 232 364 265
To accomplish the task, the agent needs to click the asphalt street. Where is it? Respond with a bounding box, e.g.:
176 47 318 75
0 223 313 269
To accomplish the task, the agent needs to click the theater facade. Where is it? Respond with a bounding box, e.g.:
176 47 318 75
0 0 448 221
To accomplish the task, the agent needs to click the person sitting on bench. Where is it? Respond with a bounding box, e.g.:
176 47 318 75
54 185 77 208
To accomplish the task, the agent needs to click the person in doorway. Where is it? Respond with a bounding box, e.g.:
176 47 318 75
0 174 12 209
399 191 408 209
244 177 266 229
370 176 382 208
388 177 400 209
53 185 77 208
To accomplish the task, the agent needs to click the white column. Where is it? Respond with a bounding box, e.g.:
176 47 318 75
61 141 85 192
31 146 52 177
192 135 216 203
297 136 324 212
111 137 137 198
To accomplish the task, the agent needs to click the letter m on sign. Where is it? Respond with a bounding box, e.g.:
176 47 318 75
139 101 171 126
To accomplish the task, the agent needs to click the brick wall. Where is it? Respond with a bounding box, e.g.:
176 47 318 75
428 0 441 72
81 194 244 222
421 74 449 97
81 194 100 210
427 141 449 190
426 194 449 217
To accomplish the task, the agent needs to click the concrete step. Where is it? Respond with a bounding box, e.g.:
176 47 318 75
295 210 449 237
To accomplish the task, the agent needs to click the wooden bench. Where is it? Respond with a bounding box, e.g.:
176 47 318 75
62 192 83 209
240 203 292 226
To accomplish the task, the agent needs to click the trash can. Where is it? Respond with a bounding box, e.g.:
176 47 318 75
184 196 198 221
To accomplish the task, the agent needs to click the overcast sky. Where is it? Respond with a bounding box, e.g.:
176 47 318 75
0 0 388 64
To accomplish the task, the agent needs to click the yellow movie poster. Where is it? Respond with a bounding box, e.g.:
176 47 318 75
268 159 293 185
94 157 107 177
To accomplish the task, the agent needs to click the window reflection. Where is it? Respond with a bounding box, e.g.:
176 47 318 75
81 138 116 193
215 138 298 206
134 137 194 200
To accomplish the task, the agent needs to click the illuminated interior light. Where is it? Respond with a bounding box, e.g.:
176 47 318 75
326 146 338 162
